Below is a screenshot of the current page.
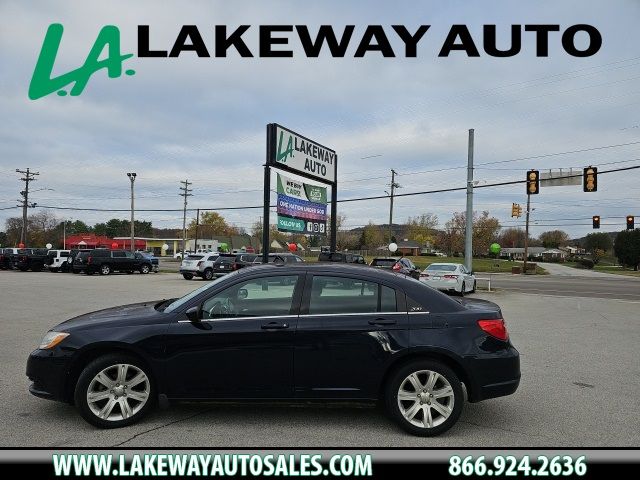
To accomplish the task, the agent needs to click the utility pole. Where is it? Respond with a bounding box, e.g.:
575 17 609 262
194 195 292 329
126 172 137 252
523 194 531 273
179 179 193 255
16 168 40 246
464 129 474 272
194 208 200 253
386 169 401 244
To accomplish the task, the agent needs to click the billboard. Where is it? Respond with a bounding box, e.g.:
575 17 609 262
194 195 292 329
276 173 327 235
269 124 337 184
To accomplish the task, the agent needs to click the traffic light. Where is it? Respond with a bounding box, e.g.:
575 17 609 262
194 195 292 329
583 166 597 192
627 215 635 230
592 215 600 229
526 170 540 195
511 203 523 217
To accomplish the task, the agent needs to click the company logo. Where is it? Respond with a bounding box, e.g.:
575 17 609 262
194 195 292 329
29 24 134 100
276 130 294 164
307 187 324 202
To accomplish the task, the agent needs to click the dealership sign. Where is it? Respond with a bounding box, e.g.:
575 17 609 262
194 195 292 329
276 173 327 234
270 124 337 184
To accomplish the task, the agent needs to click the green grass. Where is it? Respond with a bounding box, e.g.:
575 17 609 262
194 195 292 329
565 261 640 277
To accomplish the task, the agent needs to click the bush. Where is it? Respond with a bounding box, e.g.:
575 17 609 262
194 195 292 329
577 258 594 269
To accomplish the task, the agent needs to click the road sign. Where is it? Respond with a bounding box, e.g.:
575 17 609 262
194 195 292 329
540 168 581 187
276 173 327 235
269 124 337 184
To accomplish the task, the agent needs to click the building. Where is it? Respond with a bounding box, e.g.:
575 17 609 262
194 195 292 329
113 237 181 256
65 234 146 250
500 247 567 261
396 240 422 256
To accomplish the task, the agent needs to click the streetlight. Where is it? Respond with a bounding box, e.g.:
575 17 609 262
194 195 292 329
127 173 137 252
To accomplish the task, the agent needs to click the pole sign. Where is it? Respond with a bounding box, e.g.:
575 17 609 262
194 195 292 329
269 124 337 184
276 173 327 234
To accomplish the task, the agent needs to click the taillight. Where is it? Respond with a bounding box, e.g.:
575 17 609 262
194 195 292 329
478 319 509 341
87 256 92 264
392 263 401 271
443 274 459 279
197 261 203 267
232 263 239 270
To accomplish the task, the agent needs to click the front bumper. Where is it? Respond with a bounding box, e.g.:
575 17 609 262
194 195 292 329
26 349 71 402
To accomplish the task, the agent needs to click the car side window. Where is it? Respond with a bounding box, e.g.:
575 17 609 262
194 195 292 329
125 251 135 259
112 251 126 258
201 275 298 320
308 276 397 315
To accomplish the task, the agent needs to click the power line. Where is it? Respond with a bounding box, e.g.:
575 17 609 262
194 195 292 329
15 168 39 246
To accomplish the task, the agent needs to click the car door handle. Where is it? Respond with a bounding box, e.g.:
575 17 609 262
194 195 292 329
368 318 396 326
261 321 289 330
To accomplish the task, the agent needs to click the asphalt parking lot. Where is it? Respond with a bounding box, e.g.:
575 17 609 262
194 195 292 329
1 271 639 447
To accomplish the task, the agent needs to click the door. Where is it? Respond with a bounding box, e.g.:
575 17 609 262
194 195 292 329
123 250 137 271
164 274 303 399
294 274 408 399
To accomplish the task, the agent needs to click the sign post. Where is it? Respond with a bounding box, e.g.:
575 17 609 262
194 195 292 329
262 123 338 263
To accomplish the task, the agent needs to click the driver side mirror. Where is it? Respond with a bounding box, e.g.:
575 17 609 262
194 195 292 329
237 288 248 300
185 306 200 322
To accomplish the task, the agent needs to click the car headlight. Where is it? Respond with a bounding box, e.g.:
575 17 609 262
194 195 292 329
39 331 69 349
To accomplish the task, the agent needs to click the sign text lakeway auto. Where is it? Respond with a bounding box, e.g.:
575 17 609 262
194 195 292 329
30 23 603 99
274 125 336 184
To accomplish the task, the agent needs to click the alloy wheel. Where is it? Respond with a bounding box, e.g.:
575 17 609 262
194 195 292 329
397 369 455 429
86 364 150 422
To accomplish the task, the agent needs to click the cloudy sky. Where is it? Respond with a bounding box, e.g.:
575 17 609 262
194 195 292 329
1 0 639 239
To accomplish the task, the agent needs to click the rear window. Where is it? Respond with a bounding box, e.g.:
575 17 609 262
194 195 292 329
426 264 457 272
186 255 204 260
371 258 397 267
60 251 69 257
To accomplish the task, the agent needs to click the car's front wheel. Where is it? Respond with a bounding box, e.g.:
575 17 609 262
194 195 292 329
140 264 150 274
182 273 193 280
100 264 111 275
203 268 214 280
74 354 155 428
385 360 463 436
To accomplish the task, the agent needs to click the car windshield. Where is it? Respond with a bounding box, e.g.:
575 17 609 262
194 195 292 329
163 270 242 313
372 258 397 267
216 256 235 264
426 264 457 272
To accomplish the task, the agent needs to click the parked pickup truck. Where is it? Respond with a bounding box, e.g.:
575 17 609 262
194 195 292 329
14 248 49 271
0 248 20 270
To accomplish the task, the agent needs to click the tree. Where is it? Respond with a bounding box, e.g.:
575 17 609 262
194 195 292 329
584 232 613 261
538 230 570 248
434 211 501 256
614 230 640 270
188 212 238 238
94 219 152 238
473 211 501 255
360 221 384 249
406 213 438 246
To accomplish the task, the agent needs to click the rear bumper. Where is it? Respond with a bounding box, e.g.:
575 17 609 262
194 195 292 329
463 346 521 402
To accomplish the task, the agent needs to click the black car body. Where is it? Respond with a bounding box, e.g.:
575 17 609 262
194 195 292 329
0 248 19 270
371 256 421 280
135 252 159 273
73 249 152 275
27 264 519 435
211 253 237 277
15 248 49 271
232 253 258 270
318 251 366 264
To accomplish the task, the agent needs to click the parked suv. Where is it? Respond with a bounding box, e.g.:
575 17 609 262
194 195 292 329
180 253 221 280
211 253 237 277
135 252 159 273
68 249 91 273
233 253 258 270
370 256 421 280
74 249 152 275
318 251 366 264
46 250 71 272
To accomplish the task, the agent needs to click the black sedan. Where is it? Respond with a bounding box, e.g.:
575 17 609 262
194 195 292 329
26 264 520 436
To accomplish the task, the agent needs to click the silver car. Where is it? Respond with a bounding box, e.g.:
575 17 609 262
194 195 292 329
419 263 476 295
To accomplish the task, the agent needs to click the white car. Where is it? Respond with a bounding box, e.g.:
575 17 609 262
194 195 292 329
46 249 71 272
179 252 219 280
419 263 476 295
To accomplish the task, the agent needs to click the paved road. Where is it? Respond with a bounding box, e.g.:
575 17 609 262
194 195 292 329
1 271 639 447
485 263 640 301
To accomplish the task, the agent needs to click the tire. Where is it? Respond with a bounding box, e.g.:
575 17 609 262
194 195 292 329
182 273 194 280
385 360 463 436
74 353 155 429
50 268 59 273
203 268 214 281
100 264 111 276
140 264 150 274
471 281 476 294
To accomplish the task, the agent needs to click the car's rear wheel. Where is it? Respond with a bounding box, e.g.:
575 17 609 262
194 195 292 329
471 281 476 293
182 273 193 280
74 354 155 429
203 268 214 280
100 264 111 276
385 360 463 436
140 264 150 274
